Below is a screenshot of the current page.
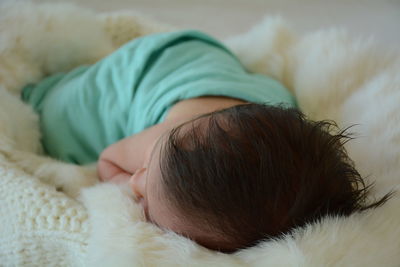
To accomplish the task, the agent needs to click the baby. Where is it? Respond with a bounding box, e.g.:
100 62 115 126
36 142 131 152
21 30 393 252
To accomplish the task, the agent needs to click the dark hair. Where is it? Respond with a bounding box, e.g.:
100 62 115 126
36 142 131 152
158 103 395 253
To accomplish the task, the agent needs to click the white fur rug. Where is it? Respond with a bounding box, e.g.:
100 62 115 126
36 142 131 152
0 1 399 266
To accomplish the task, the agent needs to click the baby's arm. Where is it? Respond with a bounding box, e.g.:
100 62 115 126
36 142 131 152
98 96 248 182
97 120 177 182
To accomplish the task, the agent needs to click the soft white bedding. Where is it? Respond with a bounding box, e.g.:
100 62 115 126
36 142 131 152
0 1 399 266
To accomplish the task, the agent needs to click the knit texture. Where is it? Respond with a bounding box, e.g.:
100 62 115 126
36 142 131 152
0 155 89 266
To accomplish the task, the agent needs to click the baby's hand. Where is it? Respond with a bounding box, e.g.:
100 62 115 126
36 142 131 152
106 171 133 185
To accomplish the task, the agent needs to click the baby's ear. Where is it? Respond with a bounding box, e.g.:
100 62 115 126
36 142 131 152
129 167 147 199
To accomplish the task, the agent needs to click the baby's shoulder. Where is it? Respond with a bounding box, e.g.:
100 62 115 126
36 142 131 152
164 96 248 123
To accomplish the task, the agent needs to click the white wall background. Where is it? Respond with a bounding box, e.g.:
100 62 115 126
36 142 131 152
32 0 400 47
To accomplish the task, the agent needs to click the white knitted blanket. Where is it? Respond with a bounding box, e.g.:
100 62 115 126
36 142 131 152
0 1 399 266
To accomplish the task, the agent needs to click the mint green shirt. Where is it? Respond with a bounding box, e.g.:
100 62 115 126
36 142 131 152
21 30 298 165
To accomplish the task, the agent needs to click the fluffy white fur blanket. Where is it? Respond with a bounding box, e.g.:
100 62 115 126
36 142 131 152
0 1 399 266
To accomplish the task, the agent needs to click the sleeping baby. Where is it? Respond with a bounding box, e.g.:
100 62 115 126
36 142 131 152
21 30 393 252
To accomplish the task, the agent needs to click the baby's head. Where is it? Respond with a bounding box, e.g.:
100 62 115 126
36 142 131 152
130 103 393 253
